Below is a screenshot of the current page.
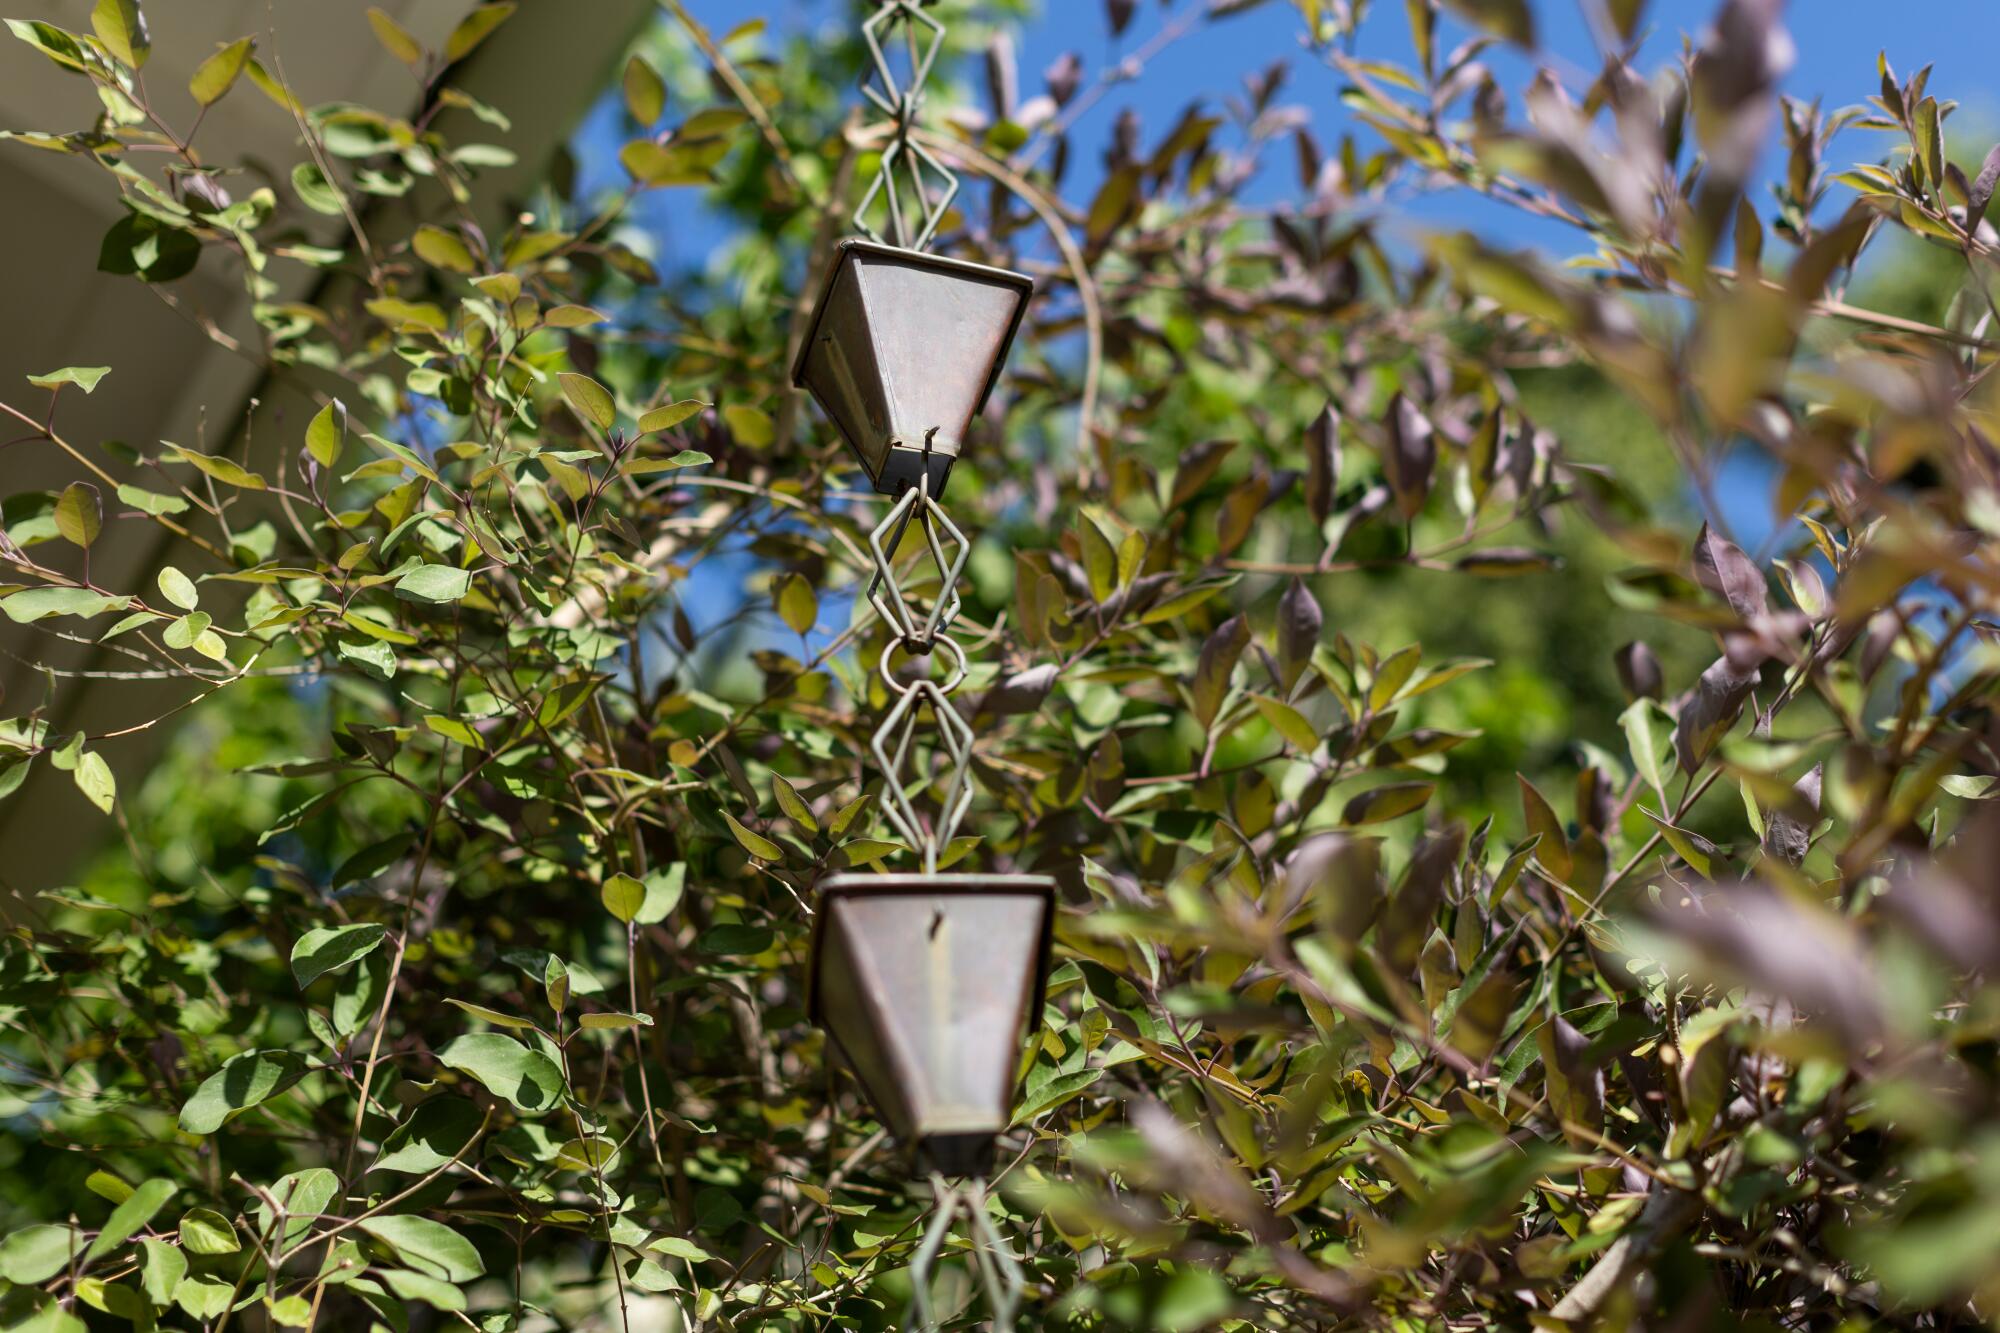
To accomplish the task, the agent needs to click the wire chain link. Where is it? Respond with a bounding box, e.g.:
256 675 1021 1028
856 0 960 251
866 471 975 874
906 1174 1025 1332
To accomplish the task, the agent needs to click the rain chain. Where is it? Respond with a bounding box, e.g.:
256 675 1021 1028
855 0 960 252
787 3 1053 1327
865 469 974 876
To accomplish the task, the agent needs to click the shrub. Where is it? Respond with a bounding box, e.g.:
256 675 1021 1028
4 0 2000 1328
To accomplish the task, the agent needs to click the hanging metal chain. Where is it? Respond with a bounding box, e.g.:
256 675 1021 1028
906 1174 1026 1332
856 0 960 251
866 469 976 874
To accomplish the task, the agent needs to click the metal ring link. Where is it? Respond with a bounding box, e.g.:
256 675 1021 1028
877 632 967 698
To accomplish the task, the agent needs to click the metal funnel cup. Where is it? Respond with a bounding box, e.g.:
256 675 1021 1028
792 240 1034 498
808 873 1055 1174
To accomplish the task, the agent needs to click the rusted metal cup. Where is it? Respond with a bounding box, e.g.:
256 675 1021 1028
808 873 1055 1175
792 239 1034 498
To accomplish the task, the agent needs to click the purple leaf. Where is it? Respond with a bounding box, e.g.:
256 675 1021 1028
1384 394 1436 521
1276 578 1322 693
1191 614 1250 728
1045 51 1083 108
1692 523 1768 620
1304 403 1340 524
1673 653 1760 773
1615 641 1663 700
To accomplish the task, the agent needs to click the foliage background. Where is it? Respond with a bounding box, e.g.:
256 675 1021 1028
6 0 2000 1329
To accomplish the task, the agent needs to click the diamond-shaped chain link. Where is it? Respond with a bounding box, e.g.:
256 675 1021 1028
857 0 959 252
868 471 974 873
906 1175 1024 1332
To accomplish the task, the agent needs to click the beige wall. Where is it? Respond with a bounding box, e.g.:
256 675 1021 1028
0 0 650 892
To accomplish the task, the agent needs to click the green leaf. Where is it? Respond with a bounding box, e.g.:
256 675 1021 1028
723 403 774 448
157 566 198 611
306 401 344 468
395 563 473 605
139 1238 186 1305
543 954 570 1015
1087 164 1139 242
177 1208 239 1255
836 839 901 868
620 137 724 187
775 573 817 636
425 715 481 747
7 19 89 73
331 833 416 891
559 372 616 430
1621 698 1672 806
291 922 388 988
378 1267 466 1312
578 1010 653 1030
725 812 783 862
1917 97 1943 198
0 1224 77 1284
117 483 188 516
1251 694 1320 751
253 1169 336 1247
555 1136 617 1170
1341 781 1435 826
436 1032 564 1112
443 998 538 1029
373 1096 484 1174
650 1236 715 1262
364 298 448 332
366 6 422 64
1150 1269 1235 1331
444 2 516 62
163 613 210 650
175 1274 233 1320
773 775 817 835
189 37 254 107
1010 1068 1104 1125
637 399 707 433
624 53 666 124
86 1172 133 1205
291 162 346 216
698 924 773 955
75 751 115 814
85 1178 175 1261
829 794 872 840
27 365 110 393
99 214 199 283
242 56 302 113
0 754 30 802
601 873 645 924
634 864 684 924
356 1215 484 1283
54 482 101 549
1640 807 1719 879
337 638 396 681
623 449 712 476
269 1294 312 1326
412 223 475 273
1439 0 1535 46
91 0 149 66
178 1050 310 1133
165 443 265 490
545 303 607 328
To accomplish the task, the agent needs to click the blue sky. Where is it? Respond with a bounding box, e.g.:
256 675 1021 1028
605 0 2000 266
571 0 1999 617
